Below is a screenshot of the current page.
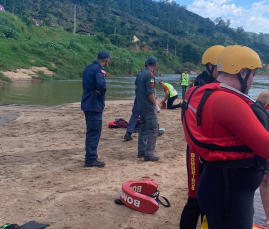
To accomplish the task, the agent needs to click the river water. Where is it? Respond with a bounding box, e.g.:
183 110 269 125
0 74 268 225
1 74 269 106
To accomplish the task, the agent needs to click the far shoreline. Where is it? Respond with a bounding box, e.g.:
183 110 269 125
1 72 269 84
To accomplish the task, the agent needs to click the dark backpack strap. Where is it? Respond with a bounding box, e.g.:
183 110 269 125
150 190 171 207
222 168 229 221
196 89 214 126
181 85 202 120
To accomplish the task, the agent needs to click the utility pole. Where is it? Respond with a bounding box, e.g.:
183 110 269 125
166 40 169 54
73 4 77 34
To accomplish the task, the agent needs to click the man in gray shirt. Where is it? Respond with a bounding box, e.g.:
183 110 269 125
136 56 160 161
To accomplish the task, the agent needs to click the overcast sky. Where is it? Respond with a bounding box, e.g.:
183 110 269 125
167 0 269 34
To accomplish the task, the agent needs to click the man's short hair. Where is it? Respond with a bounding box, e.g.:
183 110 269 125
159 80 164 85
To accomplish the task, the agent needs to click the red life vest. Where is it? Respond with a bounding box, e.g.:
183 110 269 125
182 83 267 162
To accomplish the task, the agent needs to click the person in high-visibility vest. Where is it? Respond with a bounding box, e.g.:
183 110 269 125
178 68 190 99
159 80 181 109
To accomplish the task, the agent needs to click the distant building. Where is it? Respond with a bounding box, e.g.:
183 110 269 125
0 5 5 11
132 35 139 43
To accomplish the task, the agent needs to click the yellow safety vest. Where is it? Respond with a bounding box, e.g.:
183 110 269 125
181 73 189 86
164 83 178 98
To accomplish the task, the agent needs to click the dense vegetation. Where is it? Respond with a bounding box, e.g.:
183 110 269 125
0 0 269 81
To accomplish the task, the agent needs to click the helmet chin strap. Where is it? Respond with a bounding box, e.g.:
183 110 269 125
206 64 215 78
236 69 251 93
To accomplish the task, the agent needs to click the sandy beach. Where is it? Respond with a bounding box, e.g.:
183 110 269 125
0 99 191 229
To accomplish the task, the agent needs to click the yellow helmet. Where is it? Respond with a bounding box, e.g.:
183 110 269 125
201 45 225 66
217 45 262 74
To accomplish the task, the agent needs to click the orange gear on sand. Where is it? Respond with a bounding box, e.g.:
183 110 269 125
161 101 166 109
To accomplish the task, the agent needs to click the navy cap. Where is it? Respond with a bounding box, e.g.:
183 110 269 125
146 56 157 65
97 50 111 59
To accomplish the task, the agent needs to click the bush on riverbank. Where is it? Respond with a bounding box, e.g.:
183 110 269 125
0 73 12 82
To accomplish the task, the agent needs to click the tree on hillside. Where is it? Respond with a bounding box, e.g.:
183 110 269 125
235 26 249 45
258 32 265 44
39 0 49 21
182 44 200 64
198 17 215 36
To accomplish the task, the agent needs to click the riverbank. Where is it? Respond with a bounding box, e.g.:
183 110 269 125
0 100 189 229
1 67 54 81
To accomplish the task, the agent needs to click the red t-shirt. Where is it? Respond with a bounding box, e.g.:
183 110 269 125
163 86 169 92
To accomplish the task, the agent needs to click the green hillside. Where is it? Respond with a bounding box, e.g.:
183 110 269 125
0 0 269 82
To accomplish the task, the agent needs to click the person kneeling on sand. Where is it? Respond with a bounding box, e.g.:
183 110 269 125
159 80 181 109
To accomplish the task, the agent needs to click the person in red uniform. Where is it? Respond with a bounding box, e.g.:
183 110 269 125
180 45 225 229
257 91 269 228
182 45 269 229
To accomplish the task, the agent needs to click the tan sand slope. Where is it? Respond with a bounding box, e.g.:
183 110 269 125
1 67 54 80
0 99 192 229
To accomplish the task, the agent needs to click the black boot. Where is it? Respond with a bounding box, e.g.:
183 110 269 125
124 132 133 141
84 160 105 168
144 156 159 161
158 129 164 137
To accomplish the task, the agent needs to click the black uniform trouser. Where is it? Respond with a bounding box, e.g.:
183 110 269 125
181 86 188 99
198 165 264 229
180 197 204 229
84 111 102 163
167 95 180 109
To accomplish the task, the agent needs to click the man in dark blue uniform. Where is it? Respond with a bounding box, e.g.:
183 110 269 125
81 50 111 168
136 56 161 161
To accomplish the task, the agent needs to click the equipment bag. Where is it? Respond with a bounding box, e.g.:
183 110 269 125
108 118 128 128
